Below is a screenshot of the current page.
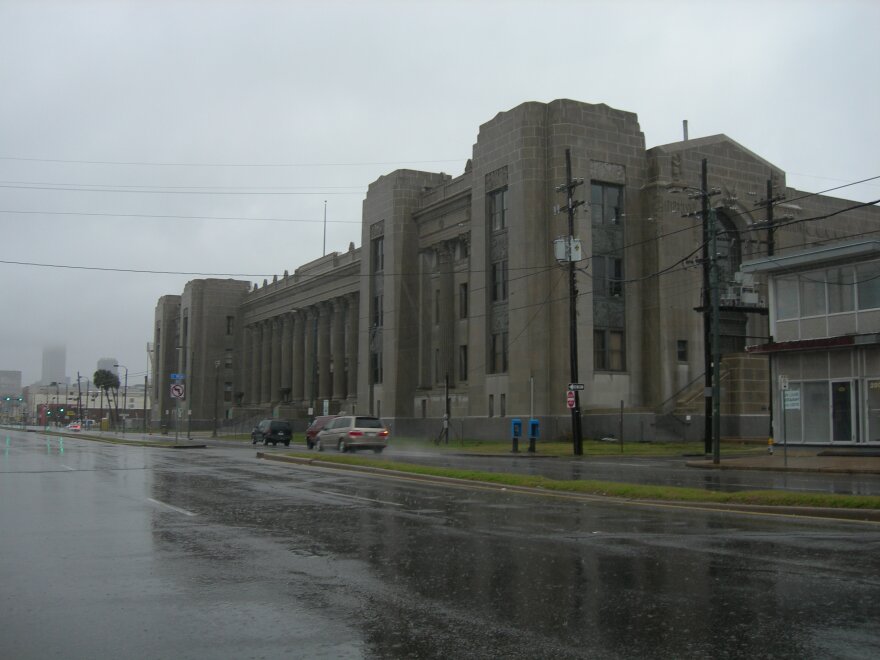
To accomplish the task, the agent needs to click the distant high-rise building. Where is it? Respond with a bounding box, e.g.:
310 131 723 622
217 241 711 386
41 345 66 386
0 370 22 397
97 358 119 376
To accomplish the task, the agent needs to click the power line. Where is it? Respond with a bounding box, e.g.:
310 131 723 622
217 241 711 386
0 179 366 191
0 183 363 196
0 155 465 168
0 259 273 278
0 209 361 224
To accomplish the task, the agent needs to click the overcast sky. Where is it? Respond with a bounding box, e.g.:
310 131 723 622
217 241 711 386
1 0 878 387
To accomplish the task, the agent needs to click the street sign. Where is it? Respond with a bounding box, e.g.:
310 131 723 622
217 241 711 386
783 389 800 410
778 375 789 391
566 390 576 409
568 383 585 391
170 383 185 399
170 373 185 380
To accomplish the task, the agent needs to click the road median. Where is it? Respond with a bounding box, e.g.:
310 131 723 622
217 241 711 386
259 451 880 522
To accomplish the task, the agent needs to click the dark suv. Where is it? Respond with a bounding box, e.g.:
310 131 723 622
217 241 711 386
251 419 292 446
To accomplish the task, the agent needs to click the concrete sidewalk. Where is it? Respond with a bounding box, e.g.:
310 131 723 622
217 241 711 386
686 449 880 474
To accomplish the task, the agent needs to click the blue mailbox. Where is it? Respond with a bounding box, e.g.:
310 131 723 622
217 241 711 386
527 419 540 453
510 418 522 453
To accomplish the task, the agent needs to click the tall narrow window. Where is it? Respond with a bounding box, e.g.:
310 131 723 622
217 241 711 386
491 260 508 302
372 294 383 327
226 315 234 335
459 345 468 381
491 332 508 373
459 283 468 319
371 352 383 384
594 256 624 297
676 340 688 362
591 182 623 225
488 394 495 418
371 236 384 272
435 289 441 325
595 329 626 371
488 187 508 231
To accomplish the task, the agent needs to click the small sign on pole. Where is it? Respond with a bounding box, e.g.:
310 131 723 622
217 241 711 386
566 390 576 409
170 383 185 399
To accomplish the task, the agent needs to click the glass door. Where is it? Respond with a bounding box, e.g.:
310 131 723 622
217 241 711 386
867 380 880 443
831 380 856 443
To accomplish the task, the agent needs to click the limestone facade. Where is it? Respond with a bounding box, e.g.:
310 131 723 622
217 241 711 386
151 99 880 439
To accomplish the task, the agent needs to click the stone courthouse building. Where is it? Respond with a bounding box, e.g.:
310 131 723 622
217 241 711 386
151 99 880 441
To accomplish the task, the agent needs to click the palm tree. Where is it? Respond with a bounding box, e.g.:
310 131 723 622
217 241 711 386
93 369 120 429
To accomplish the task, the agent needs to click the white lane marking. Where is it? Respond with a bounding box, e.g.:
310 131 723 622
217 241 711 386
60 464 75 471
318 490 403 507
147 498 197 517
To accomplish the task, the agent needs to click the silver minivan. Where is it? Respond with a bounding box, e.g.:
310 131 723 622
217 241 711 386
316 415 389 453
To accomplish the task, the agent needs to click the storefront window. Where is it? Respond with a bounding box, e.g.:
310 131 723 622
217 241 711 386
775 277 799 320
802 382 830 443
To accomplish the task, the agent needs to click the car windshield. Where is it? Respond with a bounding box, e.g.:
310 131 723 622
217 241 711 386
355 417 383 428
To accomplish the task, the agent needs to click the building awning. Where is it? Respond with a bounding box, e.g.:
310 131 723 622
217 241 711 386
741 240 880 275
748 333 880 354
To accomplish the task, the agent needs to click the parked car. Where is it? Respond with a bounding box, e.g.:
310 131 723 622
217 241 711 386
251 419 292 446
315 415 389 453
67 422 81 432
305 415 338 449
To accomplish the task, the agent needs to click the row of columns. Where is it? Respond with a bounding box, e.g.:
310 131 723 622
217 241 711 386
242 295 358 407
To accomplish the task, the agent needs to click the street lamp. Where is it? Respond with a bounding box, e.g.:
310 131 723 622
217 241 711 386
114 364 128 434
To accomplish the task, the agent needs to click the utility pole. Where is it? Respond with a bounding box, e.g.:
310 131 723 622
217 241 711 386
709 204 722 465
756 178 785 451
556 148 585 455
700 159 712 455
143 375 148 435
677 159 720 456
213 359 220 438
76 372 82 424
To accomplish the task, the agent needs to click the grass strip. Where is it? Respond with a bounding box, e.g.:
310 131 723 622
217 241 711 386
283 451 880 510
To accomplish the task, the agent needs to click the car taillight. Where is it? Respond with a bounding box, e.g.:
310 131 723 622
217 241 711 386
379 430 389 437
348 430 363 437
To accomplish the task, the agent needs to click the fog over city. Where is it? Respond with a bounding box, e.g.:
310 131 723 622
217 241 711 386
1 0 877 386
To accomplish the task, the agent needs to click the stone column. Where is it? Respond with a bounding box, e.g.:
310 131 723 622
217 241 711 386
303 308 317 405
331 299 346 400
261 319 272 404
250 323 262 406
280 313 293 401
292 311 305 403
318 302 332 401
346 294 359 399
270 316 282 403
438 244 455 386
241 324 252 406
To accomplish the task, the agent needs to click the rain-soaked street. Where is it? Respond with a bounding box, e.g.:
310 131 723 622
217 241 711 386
2 428 880 659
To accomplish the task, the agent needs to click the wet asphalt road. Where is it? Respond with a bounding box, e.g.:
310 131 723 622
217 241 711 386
368 447 880 497
2 429 880 659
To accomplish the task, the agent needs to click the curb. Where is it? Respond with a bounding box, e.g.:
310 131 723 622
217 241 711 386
257 453 880 523
685 460 880 475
